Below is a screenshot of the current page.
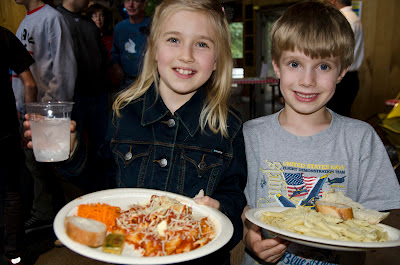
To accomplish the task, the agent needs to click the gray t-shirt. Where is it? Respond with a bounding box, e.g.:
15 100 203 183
242 109 400 265
12 4 77 113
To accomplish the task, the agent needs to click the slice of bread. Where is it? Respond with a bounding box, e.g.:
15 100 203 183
319 190 390 224
315 200 354 220
65 216 107 247
351 208 390 224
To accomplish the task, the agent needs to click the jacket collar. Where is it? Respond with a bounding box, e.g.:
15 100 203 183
141 84 205 137
57 4 81 17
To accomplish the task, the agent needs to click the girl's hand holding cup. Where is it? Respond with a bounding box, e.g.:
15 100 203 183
23 113 78 157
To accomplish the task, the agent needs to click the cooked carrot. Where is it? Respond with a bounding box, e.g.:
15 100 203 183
77 203 121 231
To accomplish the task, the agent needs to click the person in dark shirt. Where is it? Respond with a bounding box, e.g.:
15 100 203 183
56 0 111 193
86 3 113 58
0 25 37 265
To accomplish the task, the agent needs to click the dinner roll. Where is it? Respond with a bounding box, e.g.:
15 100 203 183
315 200 354 220
319 190 390 224
65 216 107 247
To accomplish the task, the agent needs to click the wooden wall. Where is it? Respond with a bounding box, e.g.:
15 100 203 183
352 0 400 120
0 0 26 34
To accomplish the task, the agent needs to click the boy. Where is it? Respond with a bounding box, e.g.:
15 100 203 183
241 1 400 265
13 0 76 115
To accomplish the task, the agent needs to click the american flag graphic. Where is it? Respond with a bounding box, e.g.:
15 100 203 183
284 172 321 198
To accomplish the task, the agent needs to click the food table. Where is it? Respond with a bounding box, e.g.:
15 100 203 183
232 77 279 119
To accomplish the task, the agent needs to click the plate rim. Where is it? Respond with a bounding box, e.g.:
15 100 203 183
245 207 400 251
54 188 234 264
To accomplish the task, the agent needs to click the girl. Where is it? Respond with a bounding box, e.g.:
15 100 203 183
26 0 247 263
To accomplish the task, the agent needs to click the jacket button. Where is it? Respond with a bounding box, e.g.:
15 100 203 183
159 158 168 167
198 161 206 170
124 152 132 161
167 119 175 127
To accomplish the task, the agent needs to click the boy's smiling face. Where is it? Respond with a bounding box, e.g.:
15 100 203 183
273 49 348 116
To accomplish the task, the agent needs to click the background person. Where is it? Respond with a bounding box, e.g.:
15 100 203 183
110 0 150 89
12 0 77 234
0 25 37 265
86 3 113 58
56 0 111 194
327 0 364 117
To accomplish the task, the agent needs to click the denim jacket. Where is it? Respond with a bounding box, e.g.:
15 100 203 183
59 84 247 264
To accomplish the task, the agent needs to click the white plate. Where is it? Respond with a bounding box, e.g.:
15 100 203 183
245 207 400 251
54 188 233 264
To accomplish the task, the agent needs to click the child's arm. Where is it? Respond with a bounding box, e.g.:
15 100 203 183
242 205 289 263
19 69 37 104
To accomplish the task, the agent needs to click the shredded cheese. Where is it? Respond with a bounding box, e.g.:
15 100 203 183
116 195 215 256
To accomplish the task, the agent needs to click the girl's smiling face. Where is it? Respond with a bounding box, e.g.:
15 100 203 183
273 49 348 116
155 10 217 113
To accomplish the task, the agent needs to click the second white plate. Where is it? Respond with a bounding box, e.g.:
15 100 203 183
245 207 400 251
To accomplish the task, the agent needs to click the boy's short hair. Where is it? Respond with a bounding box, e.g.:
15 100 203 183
271 0 355 71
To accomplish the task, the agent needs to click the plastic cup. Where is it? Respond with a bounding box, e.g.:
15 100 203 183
25 102 74 162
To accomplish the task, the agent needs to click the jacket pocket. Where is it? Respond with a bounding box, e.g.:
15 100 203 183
111 141 152 187
178 148 226 196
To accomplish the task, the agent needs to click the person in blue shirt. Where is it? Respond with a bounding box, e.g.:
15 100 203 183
24 1 247 264
111 0 151 89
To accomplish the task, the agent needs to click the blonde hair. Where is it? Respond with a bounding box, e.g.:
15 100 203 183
113 0 233 137
270 0 355 71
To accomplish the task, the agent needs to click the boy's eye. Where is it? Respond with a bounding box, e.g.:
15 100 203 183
167 38 179 44
197 42 209 48
289 61 299 68
319 64 330 70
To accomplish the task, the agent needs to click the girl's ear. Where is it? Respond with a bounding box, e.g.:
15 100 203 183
336 66 350 84
213 61 216 71
272 60 281 79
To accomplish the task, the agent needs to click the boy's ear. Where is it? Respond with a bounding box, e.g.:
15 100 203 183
336 66 350 84
272 60 281 79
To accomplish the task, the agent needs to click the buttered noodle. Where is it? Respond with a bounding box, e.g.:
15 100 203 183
259 206 389 242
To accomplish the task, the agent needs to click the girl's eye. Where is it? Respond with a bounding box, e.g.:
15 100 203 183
197 42 209 48
319 64 330 71
167 38 179 44
289 61 299 68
